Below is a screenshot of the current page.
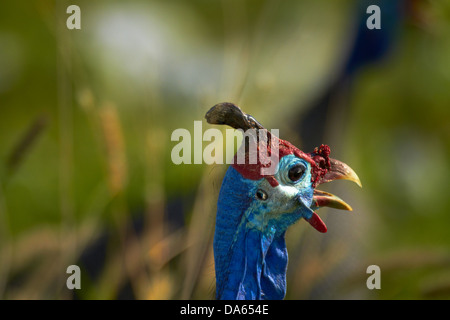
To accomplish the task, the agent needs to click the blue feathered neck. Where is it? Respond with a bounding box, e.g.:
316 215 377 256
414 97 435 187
213 165 312 300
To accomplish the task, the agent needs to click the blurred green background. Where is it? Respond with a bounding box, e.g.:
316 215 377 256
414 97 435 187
0 0 449 299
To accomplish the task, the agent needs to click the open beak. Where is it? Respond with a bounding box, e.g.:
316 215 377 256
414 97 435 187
304 158 362 233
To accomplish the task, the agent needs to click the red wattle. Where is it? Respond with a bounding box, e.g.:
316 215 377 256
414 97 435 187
305 212 327 233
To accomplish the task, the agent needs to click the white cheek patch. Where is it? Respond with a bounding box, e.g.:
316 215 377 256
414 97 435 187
257 180 299 215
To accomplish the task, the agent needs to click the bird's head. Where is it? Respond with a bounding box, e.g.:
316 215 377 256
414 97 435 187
206 103 361 300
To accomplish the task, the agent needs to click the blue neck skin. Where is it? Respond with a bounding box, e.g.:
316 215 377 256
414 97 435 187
213 163 314 300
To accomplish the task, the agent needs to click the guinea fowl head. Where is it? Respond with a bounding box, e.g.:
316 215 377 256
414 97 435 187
206 103 361 300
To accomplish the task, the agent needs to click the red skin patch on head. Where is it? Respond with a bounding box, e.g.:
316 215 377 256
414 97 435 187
231 131 331 188
310 144 331 188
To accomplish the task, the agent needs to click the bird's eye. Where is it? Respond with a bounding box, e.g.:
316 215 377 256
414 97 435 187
288 164 305 182
256 189 268 201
